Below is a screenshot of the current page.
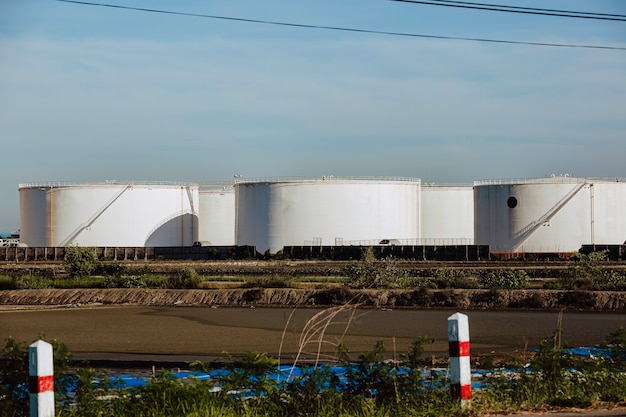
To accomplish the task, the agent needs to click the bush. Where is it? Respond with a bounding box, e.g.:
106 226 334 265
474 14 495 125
569 251 608 279
96 261 127 277
562 250 622 290
601 327 626 371
484 329 626 411
593 270 626 291
10 274 53 289
479 269 529 289
344 248 414 289
103 275 147 288
64 246 100 277
242 276 296 288
428 268 478 289
168 267 201 289
337 339 454 412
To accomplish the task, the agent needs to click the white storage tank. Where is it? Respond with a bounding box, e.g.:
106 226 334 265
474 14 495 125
197 183 236 246
235 177 421 254
420 184 474 245
474 177 626 253
19 182 199 247
588 180 626 245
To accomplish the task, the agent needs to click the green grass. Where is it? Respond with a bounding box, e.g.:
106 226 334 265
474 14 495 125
0 273 349 290
2 326 626 417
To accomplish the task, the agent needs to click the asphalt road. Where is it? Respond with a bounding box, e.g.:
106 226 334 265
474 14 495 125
1 307 624 363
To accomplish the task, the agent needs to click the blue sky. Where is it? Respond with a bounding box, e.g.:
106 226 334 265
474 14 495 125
1 0 625 232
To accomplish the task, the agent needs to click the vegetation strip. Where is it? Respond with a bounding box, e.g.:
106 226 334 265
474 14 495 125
1 248 625 311
1 327 625 417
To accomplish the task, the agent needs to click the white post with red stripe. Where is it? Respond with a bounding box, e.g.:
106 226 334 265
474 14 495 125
29 340 54 417
448 312 471 407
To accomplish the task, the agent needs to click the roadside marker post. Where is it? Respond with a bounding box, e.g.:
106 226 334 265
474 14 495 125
29 340 54 417
448 312 471 407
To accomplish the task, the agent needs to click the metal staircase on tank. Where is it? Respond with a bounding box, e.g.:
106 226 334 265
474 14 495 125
57 185 133 247
510 181 588 252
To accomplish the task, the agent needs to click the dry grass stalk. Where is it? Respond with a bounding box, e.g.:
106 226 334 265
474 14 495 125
278 297 366 380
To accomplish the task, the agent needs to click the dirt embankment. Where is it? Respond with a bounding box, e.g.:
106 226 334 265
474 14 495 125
0 287 625 311
1 260 625 311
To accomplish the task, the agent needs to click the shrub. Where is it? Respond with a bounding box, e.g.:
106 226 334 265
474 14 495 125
593 270 626 291
96 261 127 277
479 269 529 289
428 268 478 289
103 275 147 288
401 336 434 368
601 326 626 371
168 267 201 289
242 276 296 288
64 246 100 277
569 250 608 279
337 339 454 412
344 248 414 289
10 274 53 289
562 250 620 290
484 329 626 411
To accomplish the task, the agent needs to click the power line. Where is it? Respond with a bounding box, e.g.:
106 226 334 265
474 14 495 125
391 0 626 21
423 0 626 18
56 0 626 51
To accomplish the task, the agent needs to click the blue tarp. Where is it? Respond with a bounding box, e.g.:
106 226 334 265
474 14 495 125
94 364 489 393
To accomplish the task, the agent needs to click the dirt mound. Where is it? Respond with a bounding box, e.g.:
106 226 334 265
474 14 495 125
0 288 624 311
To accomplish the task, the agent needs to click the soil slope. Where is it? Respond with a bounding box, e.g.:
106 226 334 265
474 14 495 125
0 288 624 311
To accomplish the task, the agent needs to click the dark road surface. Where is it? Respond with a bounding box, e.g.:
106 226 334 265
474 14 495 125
1 307 624 362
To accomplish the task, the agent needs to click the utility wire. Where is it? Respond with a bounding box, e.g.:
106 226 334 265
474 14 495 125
391 0 626 21
56 0 626 51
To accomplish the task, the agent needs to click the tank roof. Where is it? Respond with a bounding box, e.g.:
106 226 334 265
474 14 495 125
421 183 473 188
234 176 421 185
473 176 626 186
18 181 198 189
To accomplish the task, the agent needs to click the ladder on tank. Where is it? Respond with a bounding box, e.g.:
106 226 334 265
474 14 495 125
57 185 132 247
510 181 588 252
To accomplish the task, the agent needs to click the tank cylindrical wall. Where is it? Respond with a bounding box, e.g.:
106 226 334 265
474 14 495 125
474 178 592 252
235 182 272 253
19 187 49 247
590 182 626 245
420 186 474 243
198 187 235 246
19 183 199 247
236 178 421 254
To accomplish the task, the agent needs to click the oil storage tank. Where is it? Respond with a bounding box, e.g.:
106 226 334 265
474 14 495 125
235 177 421 254
589 180 626 245
420 184 474 245
474 177 626 253
19 182 199 247
197 183 235 246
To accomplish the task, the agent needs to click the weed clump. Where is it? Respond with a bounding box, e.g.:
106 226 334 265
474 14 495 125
168 267 201 289
479 269 530 289
344 247 414 289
